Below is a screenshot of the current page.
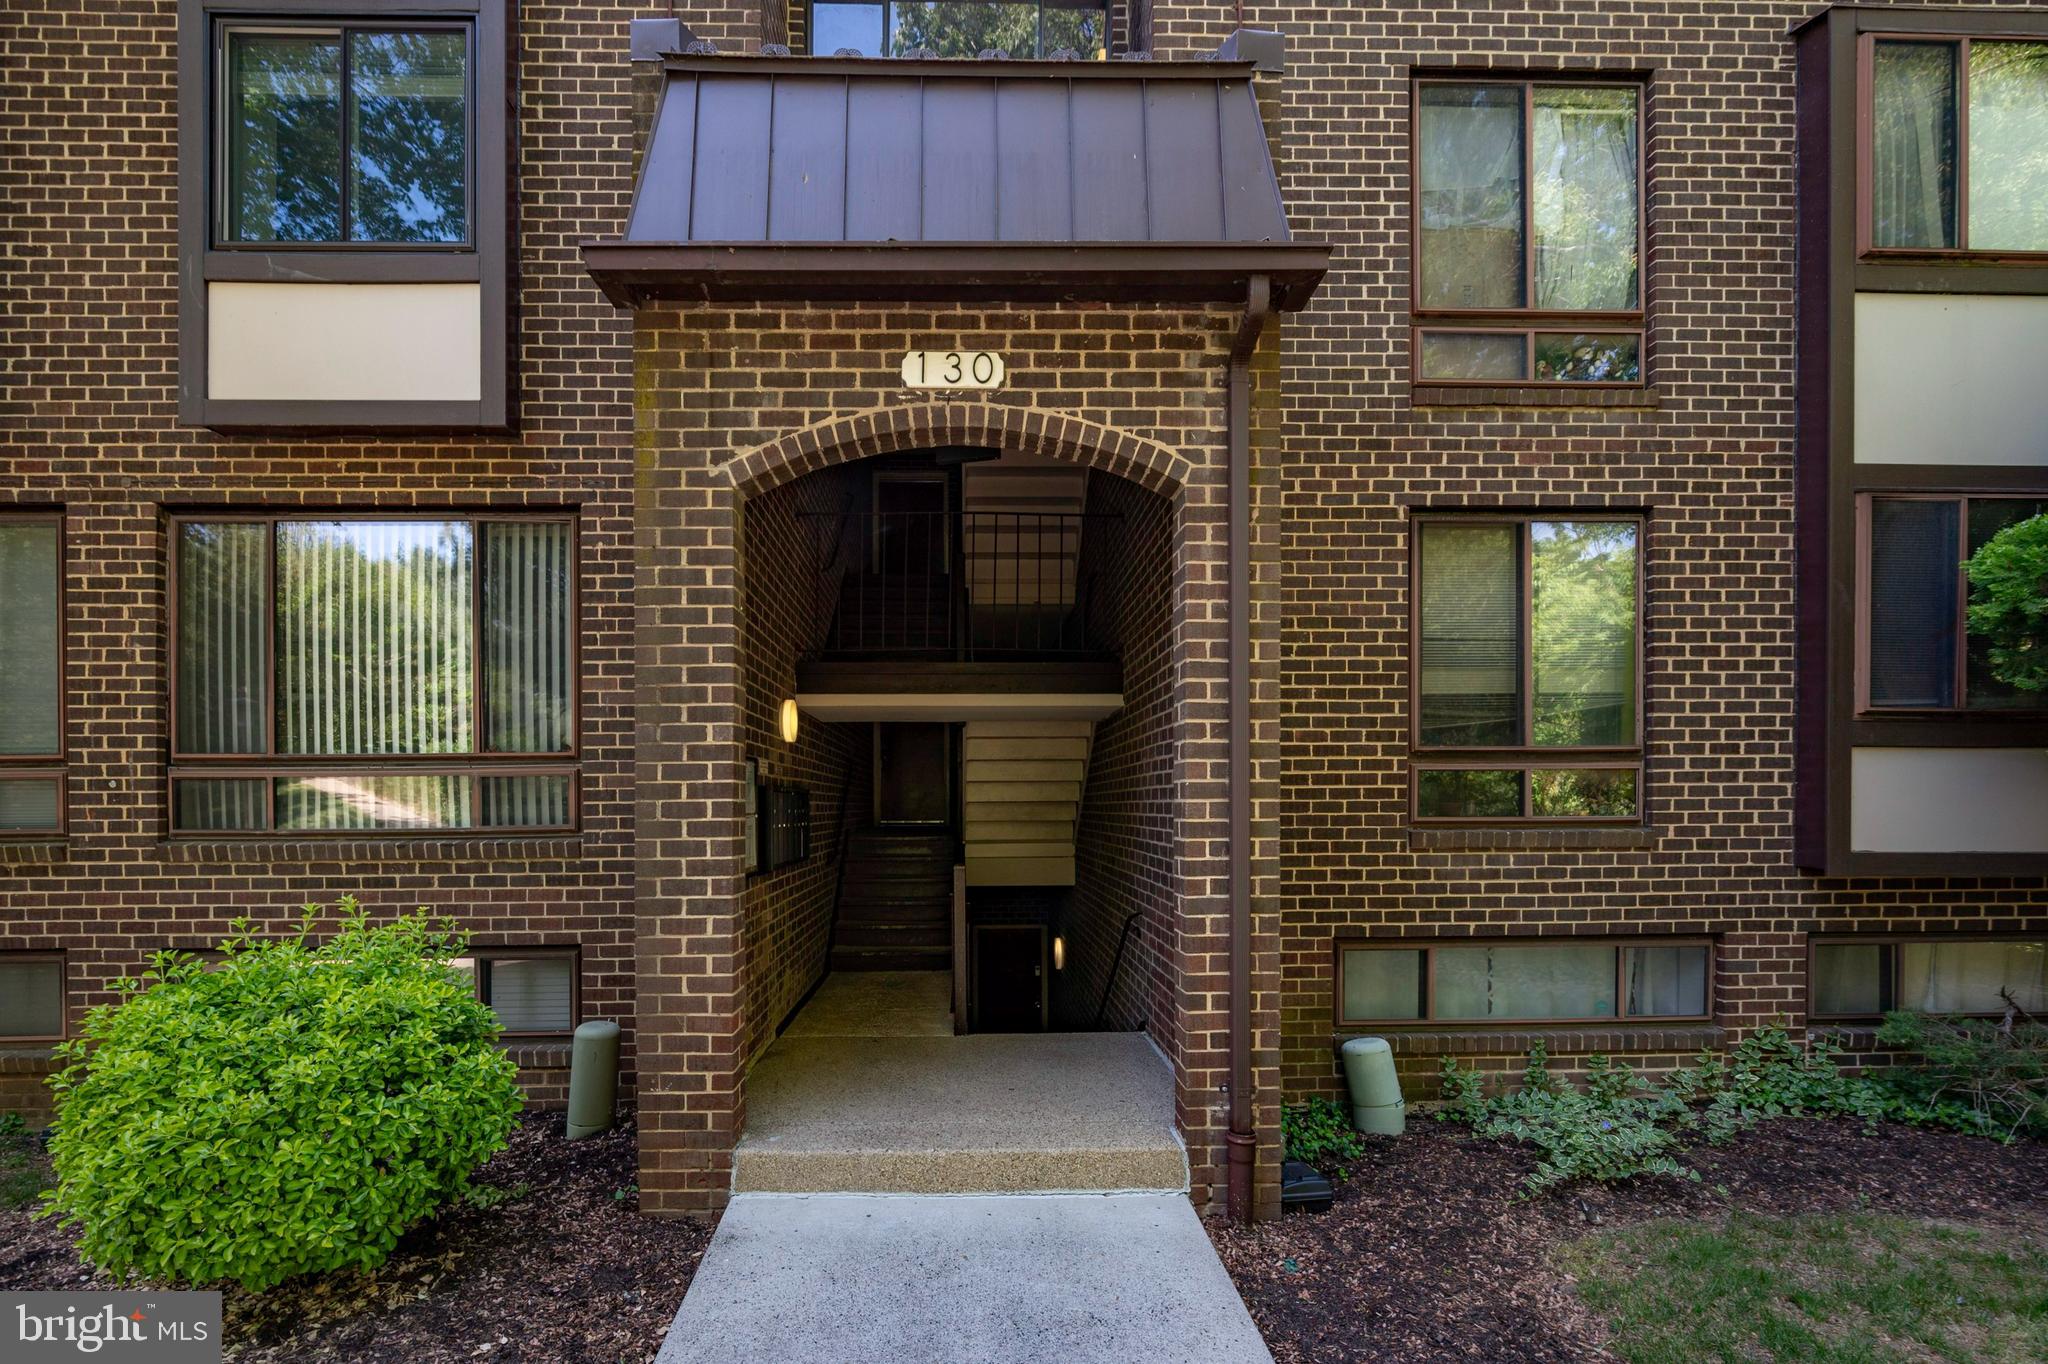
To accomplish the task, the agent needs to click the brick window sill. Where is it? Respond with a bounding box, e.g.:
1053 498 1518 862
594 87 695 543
1410 384 1659 410
1409 825 1658 852
502 1040 574 1069
1335 1024 1724 1058
159 836 585 865
0 1046 61 1073
0 840 66 865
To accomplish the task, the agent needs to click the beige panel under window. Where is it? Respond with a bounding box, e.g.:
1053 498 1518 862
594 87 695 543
1853 293 2048 466
1850 747 2048 853
207 282 482 402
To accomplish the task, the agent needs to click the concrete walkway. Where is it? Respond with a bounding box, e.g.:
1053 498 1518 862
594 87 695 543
736 971 1186 1194
652 1192 1275 1364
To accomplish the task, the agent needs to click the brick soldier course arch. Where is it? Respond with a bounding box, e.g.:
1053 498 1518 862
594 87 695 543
629 306 1282 1215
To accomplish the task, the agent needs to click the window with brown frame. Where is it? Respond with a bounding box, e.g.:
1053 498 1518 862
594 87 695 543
1862 35 2048 256
1859 493 2048 713
0 953 67 1042
1336 938 1711 1028
448 948 579 1037
1412 77 1645 385
167 513 578 835
1810 936 2048 1020
1410 515 1643 821
0 513 64 837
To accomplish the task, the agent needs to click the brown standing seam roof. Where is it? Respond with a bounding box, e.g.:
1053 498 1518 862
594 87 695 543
584 57 1328 310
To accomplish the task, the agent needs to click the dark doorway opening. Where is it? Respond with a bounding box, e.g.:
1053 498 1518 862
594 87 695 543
875 721 951 826
972 923 1047 1032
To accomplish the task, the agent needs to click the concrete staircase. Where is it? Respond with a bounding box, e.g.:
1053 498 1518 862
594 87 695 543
829 829 955 972
962 719 1092 887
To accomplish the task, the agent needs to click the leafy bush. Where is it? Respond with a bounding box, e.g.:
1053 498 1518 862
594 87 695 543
1874 1009 2048 1139
1439 1048 1695 1194
1282 1096 1368 1176
1679 1027 1889 1143
1964 512 2048 695
40 898 521 1290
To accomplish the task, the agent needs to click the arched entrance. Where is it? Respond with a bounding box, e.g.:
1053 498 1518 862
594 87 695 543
630 401 1240 1213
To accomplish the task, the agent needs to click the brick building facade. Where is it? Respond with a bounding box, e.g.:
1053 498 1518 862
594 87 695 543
4 0 2047 1224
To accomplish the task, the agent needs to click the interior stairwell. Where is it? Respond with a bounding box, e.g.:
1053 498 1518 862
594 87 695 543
963 719 1093 887
829 829 955 972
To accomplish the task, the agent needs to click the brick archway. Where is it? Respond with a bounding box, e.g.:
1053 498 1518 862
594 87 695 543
633 395 1244 1218
718 401 1194 503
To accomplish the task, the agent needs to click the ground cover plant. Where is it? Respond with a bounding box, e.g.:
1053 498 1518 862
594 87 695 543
1282 1095 1368 1176
38 898 522 1290
0 1113 53 1212
1436 1024 2034 1194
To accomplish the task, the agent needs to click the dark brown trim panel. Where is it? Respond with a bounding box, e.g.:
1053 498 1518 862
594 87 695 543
581 242 1331 311
176 0 513 432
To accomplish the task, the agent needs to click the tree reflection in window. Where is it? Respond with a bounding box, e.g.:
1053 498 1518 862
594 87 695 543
222 25 467 245
809 2 1107 59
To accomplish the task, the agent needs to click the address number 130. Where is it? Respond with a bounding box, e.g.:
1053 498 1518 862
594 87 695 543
901 350 1005 390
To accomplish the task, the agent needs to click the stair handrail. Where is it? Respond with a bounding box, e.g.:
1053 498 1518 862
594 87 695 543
820 766 860 974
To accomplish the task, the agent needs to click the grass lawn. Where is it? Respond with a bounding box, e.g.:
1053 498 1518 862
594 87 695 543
1561 1211 2048 1364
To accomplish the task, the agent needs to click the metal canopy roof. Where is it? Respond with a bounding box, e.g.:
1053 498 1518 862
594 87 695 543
584 57 1328 310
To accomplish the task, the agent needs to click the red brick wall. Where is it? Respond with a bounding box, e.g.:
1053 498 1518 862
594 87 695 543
0 2 644 1110
737 468 871 1066
1135 0 2048 1108
1065 471 1176 1040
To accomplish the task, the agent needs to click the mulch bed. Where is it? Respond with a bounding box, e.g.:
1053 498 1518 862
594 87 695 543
1209 1117 2048 1364
0 1115 713 1364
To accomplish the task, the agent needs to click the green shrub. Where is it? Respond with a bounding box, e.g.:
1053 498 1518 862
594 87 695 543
1282 1096 1368 1176
1873 1009 2048 1139
40 898 521 1290
1680 1027 1889 1143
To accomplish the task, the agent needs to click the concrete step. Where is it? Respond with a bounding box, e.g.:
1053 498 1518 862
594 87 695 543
830 945 952 972
734 1032 1186 1196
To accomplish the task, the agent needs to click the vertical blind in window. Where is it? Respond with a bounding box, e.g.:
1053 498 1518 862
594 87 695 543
0 959 64 1038
172 517 575 833
0 521 60 756
484 955 575 1034
277 521 475 756
1418 523 1520 746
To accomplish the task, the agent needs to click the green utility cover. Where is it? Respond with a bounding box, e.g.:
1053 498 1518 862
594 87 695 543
1340 1035 1405 1137
567 1019 622 1140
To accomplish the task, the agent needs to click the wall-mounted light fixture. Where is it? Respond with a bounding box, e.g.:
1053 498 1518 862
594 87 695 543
1052 935 1066 971
780 698 801 745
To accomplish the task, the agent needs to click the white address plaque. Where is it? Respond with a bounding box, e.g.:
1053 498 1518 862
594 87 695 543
901 350 1005 390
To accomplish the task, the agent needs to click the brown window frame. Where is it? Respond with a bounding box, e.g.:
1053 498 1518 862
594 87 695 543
1854 491 2048 717
165 510 581 837
1807 933 2048 1022
0 511 65 839
1408 512 1647 824
1409 75 1649 388
1856 32 2048 263
457 945 581 1040
0 951 68 1044
1333 936 1715 1030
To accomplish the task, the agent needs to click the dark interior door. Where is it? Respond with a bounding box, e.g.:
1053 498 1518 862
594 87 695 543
973 925 1045 1032
876 722 950 825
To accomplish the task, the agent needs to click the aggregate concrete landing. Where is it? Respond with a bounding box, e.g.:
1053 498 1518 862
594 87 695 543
735 1031 1186 1193
780 970 953 1039
652 1192 1274 1364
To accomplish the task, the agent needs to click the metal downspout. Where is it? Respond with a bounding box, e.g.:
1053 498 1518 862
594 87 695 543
1225 273 1270 1224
